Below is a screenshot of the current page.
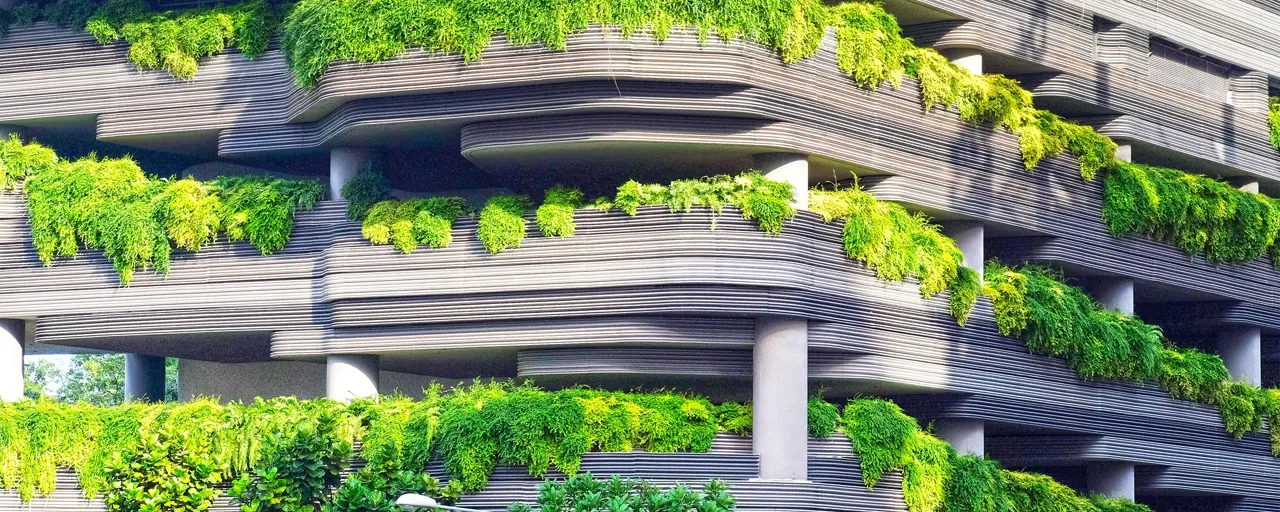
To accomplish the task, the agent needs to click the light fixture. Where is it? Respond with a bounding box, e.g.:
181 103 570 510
396 494 491 512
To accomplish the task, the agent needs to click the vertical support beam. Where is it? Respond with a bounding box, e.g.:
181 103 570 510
1219 327 1262 387
329 148 370 201
326 354 380 401
753 317 808 481
1115 144 1133 164
1229 176 1260 194
942 48 982 74
1089 278 1134 316
125 354 166 402
1088 463 1135 500
0 320 23 402
752 153 808 210
942 221 984 282
935 420 984 457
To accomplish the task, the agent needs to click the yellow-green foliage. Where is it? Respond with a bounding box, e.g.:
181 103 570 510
1004 471 1098 512
362 197 470 254
609 171 797 234
809 186 976 323
1271 97 1280 150
1103 162 1280 265
0 136 322 284
476 194 531 254
536 186 584 238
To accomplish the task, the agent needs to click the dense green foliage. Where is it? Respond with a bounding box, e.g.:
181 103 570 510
325 467 461 512
1104 162 1280 266
342 163 392 221
0 135 321 284
476 194 532 253
361 197 470 253
508 473 736 512
230 411 352 512
810 186 977 324
602 171 797 235
537 186 584 238
24 354 178 405
982 261 1280 443
807 396 839 439
1271 97 1280 151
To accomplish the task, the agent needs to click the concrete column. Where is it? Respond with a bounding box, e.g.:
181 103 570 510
942 48 982 74
329 148 370 201
1089 278 1134 316
752 153 808 210
753 317 808 481
125 354 166 402
942 221 984 281
326 354 379 401
1115 144 1133 163
935 419 984 457
1218 327 1262 387
1088 462 1135 500
1229 177 1260 194
0 320 23 402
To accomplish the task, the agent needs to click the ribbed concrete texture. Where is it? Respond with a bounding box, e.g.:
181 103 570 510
329 147 369 201
942 48 982 74
753 316 808 481
124 354 165 402
1088 278 1135 316
934 419 984 457
326 354 380 401
1088 462 1136 501
0 320 21 403
752 153 809 210
942 221 984 281
1219 327 1262 387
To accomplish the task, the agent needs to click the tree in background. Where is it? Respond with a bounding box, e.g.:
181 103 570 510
22 358 58 400
21 354 178 405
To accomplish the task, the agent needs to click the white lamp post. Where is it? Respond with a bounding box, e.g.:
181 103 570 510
396 494 492 512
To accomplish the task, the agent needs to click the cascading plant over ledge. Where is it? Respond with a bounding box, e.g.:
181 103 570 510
0 135 323 284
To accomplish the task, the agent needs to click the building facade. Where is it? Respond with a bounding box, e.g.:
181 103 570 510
1 0 1280 510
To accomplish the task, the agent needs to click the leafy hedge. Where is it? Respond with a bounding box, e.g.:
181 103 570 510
509 474 736 512
982 262 1280 445
810 186 979 325
0 135 322 284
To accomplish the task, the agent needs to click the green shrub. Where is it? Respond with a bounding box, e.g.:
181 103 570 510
229 411 352 512
362 197 469 253
713 402 752 436
1103 162 1280 265
1156 348 1228 404
1091 495 1153 512
325 467 462 512
842 399 918 488
945 455 1013 512
1270 97 1280 150
512 473 735 512
342 163 392 220
536 186 583 238
1219 382 1276 439
1005 471 1099 512
809 186 974 323
807 397 839 439
949 266 981 326
476 194 531 254
611 172 796 234
829 1 911 90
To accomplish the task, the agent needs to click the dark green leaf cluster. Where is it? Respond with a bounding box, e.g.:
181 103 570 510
806 396 839 438
362 197 470 254
537 185 584 238
342 163 392 220
606 171 797 235
809 186 975 323
230 411 353 512
982 262 1280 442
324 467 462 512
1271 97 1280 151
1103 162 1280 265
510 473 735 512
0 135 321 284
477 194 532 253
103 423 225 512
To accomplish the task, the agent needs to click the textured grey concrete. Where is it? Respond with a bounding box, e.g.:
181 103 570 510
0 319 22 402
942 221 984 281
1088 462 1136 500
752 153 809 210
1219 327 1262 387
329 148 369 201
753 316 808 480
934 419 984 457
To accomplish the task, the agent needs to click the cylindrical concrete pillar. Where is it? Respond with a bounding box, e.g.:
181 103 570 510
753 316 808 481
329 148 370 201
125 354 166 402
942 221 984 281
1218 326 1262 387
1089 278 1134 316
1229 176 1260 194
935 419 984 457
326 354 379 401
1115 144 1133 163
752 153 809 211
0 320 24 402
942 48 982 74
1088 462 1135 500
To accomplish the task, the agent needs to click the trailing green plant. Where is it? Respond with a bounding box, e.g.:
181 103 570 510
0 135 322 283
509 473 736 512
605 171 797 235
476 194 531 254
342 162 392 221
1004 471 1099 512
229 410 353 512
982 262 1162 382
536 186 583 238
809 186 976 324
945 455 1013 512
807 396 839 438
1156 348 1228 404
1271 97 1280 151
361 197 470 254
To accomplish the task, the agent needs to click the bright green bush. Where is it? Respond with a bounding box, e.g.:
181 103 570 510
88 0 279 79
362 197 470 254
476 194 531 254
809 186 974 323
842 398 920 488
536 186 583 238
608 172 797 234
510 473 736 512
982 263 1162 382
945 455 1013 512
1156 348 1228 404
229 411 352 512
1004 471 1098 512
342 163 392 221
807 396 839 438
1271 97 1280 150
1103 162 1280 265
713 402 752 437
